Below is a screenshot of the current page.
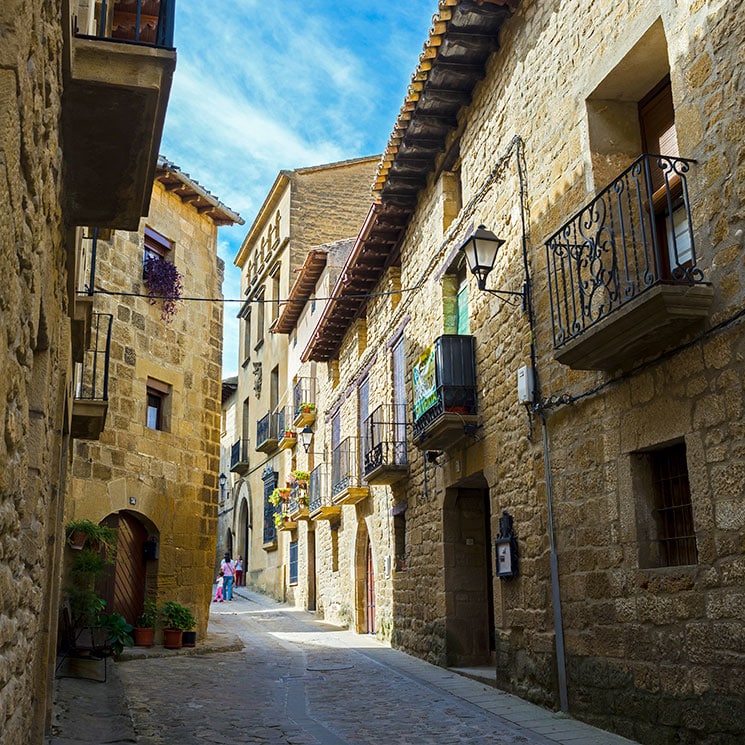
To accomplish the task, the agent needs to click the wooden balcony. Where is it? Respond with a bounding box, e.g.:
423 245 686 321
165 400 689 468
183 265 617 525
61 2 176 229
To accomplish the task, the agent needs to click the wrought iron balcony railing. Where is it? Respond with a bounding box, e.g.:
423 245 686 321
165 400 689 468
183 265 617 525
412 335 478 447
81 0 176 48
256 410 280 452
308 464 340 520
293 377 317 425
331 437 367 498
545 153 703 351
230 439 250 471
75 313 113 402
71 312 113 439
363 405 408 481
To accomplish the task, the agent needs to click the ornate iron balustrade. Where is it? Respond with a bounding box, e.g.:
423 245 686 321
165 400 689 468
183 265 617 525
86 0 176 48
545 153 701 350
363 405 408 477
75 313 113 401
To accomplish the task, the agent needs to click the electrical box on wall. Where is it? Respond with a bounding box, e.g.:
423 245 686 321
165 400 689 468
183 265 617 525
517 365 534 404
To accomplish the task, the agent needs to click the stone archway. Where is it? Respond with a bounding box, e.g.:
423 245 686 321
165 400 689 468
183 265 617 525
100 510 160 625
235 480 251 573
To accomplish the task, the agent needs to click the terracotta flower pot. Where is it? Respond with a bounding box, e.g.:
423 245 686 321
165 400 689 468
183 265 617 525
163 628 182 649
133 627 155 647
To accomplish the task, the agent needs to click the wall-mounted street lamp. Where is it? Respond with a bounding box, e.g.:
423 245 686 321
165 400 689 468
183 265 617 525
459 225 526 309
219 472 227 501
299 426 314 453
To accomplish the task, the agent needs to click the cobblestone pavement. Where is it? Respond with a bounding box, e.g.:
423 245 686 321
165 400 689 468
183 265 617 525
48 589 639 745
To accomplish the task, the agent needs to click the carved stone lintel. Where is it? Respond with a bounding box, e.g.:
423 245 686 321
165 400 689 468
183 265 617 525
253 362 262 397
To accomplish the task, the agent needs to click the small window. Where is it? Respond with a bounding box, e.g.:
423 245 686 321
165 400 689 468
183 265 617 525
289 541 299 585
633 441 697 568
146 378 171 431
271 265 281 324
255 288 265 349
394 508 407 572
144 227 173 265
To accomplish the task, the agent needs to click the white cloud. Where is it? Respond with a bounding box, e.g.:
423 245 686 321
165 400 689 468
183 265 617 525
160 0 437 376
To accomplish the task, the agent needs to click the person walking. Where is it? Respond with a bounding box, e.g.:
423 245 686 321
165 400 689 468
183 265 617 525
213 571 224 602
234 555 244 587
221 553 235 601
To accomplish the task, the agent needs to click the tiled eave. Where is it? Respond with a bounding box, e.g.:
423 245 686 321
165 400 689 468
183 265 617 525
302 202 410 362
155 156 244 226
272 250 329 335
303 0 518 362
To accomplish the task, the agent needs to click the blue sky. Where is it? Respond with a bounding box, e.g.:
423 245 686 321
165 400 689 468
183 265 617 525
159 1 437 376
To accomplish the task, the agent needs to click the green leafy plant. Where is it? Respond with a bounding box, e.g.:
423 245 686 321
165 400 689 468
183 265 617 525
66 519 117 559
160 601 195 631
299 402 316 414
136 599 159 629
143 254 183 322
68 587 106 628
100 612 134 656
292 470 309 484
269 488 282 507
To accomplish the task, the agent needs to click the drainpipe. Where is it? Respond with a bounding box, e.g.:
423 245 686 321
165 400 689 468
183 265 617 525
515 138 568 713
540 411 568 713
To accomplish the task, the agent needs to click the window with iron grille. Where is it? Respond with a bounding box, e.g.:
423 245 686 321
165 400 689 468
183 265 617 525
289 541 298 585
633 441 698 568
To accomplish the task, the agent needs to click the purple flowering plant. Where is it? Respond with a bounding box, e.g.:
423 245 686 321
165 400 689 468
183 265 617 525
143 254 183 322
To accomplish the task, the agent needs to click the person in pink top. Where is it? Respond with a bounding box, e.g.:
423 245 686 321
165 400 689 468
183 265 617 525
220 553 235 600
234 555 244 587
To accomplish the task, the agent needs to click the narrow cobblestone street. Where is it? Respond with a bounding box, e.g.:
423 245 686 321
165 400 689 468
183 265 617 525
48 589 639 745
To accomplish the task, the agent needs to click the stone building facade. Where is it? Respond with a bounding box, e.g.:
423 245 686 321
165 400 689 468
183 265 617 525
67 159 241 641
0 1 177 741
295 1 745 744
229 158 378 602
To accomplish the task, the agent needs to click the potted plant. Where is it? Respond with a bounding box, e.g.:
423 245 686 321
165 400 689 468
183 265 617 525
181 610 197 648
299 402 315 414
292 470 309 487
65 521 117 629
160 601 195 649
99 612 134 656
143 254 183 322
133 599 158 647
65 519 116 558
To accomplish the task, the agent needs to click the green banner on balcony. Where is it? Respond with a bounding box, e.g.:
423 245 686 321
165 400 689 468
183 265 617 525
412 344 437 420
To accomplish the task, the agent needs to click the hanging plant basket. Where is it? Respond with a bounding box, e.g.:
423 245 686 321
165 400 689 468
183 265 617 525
143 255 183 322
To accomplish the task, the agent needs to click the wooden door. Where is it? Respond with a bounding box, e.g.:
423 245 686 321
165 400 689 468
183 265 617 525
101 513 148 625
366 541 376 634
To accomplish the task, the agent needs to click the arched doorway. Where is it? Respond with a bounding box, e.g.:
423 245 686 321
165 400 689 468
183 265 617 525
366 540 376 634
100 511 158 625
354 520 375 634
442 475 494 666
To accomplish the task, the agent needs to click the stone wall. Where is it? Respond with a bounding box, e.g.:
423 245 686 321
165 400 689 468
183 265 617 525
68 179 223 639
0 1 71 742
312 0 745 742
